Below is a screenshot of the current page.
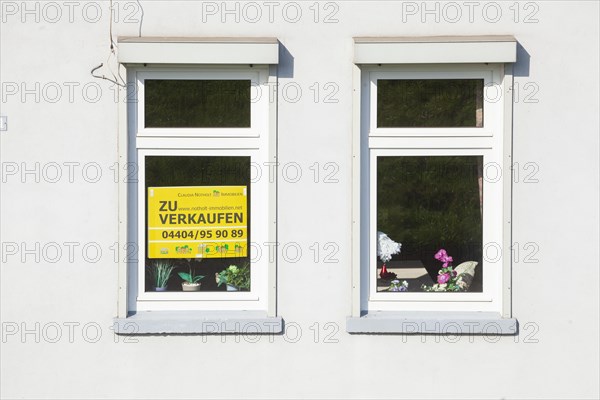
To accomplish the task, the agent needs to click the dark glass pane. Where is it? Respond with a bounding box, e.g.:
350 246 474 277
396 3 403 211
376 156 483 292
144 156 251 292
377 79 484 128
145 80 251 128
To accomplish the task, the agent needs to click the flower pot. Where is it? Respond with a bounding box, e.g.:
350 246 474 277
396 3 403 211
226 284 239 291
154 287 167 292
182 282 201 291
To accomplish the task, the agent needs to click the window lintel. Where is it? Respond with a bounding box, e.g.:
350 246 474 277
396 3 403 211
353 35 517 64
118 37 280 65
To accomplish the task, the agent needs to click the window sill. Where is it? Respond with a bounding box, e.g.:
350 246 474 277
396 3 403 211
346 311 517 334
114 311 283 334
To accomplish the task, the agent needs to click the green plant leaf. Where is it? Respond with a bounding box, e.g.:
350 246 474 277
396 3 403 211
178 272 192 282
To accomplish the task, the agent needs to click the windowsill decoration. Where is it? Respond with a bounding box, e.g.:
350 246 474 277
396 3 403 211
377 231 402 280
178 258 205 291
421 249 478 292
216 264 251 291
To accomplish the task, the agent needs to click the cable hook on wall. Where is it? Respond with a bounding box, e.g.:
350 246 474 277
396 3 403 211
90 0 127 88
90 60 126 87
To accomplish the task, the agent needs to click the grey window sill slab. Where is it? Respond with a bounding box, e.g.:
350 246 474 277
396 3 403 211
114 311 283 334
347 311 517 334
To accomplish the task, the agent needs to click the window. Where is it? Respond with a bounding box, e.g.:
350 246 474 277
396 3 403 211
366 66 503 309
114 38 280 333
349 37 517 333
138 152 258 304
135 70 266 138
375 154 484 294
132 68 270 312
376 79 484 128
144 79 251 128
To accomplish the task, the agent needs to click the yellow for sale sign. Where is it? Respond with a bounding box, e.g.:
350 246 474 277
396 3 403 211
147 186 248 259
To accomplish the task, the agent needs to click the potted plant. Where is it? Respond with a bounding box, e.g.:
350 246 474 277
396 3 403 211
421 249 478 292
178 259 205 291
216 264 250 291
148 260 175 291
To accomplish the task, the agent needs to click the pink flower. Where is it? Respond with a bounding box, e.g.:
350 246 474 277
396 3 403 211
434 249 447 261
437 273 451 284
435 249 453 267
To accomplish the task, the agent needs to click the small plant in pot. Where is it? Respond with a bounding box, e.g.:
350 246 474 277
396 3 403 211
148 260 175 291
178 259 205 291
216 264 250 291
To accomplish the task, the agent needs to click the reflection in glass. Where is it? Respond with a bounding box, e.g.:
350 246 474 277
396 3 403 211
376 156 483 292
145 80 251 128
144 156 251 292
377 79 484 128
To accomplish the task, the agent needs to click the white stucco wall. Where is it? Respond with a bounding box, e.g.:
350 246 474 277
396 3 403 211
1 1 598 399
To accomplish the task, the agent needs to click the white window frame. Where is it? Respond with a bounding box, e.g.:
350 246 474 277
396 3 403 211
349 37 517 333
367 148 502 311
368 67 501 137
127 65 272 313
364 65 504 313
114 38 280 333
134 149 267 311
135 69 267 138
